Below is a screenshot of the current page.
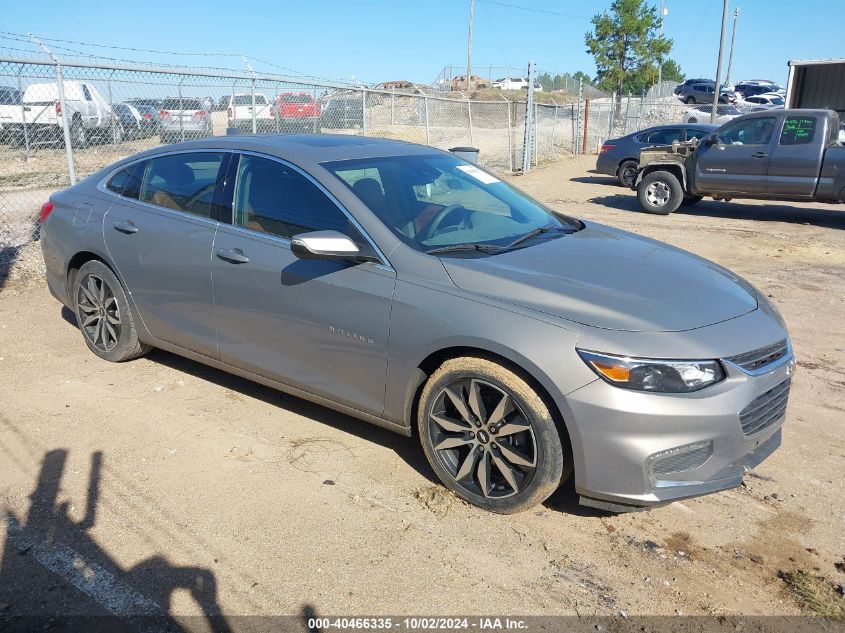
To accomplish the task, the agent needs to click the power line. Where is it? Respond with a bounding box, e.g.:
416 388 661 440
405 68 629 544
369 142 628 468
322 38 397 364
475 0 589 19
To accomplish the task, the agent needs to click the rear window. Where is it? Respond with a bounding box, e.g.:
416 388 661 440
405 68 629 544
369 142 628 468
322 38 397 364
232 95 267 105
160 98 203 111
106 160 147 200
139 152 226 217
780 116 817 145
0 88 21 105
282 94 311 104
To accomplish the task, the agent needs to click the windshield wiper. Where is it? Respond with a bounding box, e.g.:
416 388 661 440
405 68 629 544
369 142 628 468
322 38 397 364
426 242 505 255
501 225 573 251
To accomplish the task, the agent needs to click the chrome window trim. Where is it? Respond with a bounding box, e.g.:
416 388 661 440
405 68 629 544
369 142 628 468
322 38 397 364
722 339 794 377
231 150 394 272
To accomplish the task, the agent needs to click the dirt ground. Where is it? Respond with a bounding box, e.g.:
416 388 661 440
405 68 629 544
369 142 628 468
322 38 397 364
0 155 844 625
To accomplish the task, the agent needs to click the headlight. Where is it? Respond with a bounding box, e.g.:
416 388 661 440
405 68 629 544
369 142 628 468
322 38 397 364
577 349 725 393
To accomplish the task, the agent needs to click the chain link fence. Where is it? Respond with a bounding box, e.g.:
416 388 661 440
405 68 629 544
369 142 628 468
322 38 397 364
2 54 726 289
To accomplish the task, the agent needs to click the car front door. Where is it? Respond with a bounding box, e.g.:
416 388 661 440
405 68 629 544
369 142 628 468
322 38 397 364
693 116 777 194
103 151 229 358
211 153 395 417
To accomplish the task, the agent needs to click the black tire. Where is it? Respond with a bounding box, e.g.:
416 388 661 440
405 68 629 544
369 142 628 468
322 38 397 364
685 96 695 104
616 160 638 187
637 170 684 215
683 195 704 206
69 117 87 149
73 260 150 363
417 356 566 514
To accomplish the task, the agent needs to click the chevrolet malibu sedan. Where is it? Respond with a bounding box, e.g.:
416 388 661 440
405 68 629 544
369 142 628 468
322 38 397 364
39 135 794 514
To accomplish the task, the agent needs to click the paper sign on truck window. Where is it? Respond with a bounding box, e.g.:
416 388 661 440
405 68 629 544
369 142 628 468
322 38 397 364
456 165 500 185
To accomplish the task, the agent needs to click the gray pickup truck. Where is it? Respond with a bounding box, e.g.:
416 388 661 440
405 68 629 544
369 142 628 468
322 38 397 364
634 109 845 214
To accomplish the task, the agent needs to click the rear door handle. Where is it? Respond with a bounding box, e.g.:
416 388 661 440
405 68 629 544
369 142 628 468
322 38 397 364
113 220 139 234
217 248 250 264
751 152 769 159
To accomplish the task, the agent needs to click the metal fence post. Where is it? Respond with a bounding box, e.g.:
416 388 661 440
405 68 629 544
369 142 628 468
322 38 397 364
178 80 184 142
313 86 318 133
107 72 117 147
362 89 367 135
636 90 645 131
582 99 590 153
575 79 583 155
16 73 30 158
623 91 632 135
522 61 536 172
250 78 257 135
506 100 513 172
467 97 473 145
607 91 616 141
424 95 430 145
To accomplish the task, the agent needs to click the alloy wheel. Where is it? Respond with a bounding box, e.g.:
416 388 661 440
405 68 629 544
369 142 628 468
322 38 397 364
645 181 671 207
427 378 538 499
76 273 121 352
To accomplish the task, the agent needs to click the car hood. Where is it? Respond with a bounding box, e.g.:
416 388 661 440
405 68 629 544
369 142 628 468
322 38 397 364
440 222 758 332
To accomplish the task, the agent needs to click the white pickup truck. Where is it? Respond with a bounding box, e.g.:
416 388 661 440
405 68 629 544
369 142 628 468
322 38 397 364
222 93 276 132
0 80 119 148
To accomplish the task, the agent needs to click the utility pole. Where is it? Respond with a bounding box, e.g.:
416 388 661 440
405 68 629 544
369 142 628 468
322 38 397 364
710 0 730 124
658 0 668 85
466 0 474 93
725 6 740 87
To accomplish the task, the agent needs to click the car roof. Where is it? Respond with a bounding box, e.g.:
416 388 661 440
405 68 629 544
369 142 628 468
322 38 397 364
112 133 442 165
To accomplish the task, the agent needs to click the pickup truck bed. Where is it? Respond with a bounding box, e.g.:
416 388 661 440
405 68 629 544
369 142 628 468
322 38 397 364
634 109 845 214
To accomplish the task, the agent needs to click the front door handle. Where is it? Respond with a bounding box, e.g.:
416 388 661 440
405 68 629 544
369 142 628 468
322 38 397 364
217 248 250 264
751 152 769 159
113 220 139 234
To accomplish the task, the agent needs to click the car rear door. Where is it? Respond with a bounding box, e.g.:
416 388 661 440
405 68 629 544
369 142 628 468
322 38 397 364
693 115 778 194
766 114 824 197
103 151 229 358
210 152 395 417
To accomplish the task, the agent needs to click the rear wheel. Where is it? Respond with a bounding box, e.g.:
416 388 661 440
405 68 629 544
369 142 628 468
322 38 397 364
418 356 566 514
73 260 150 362
616 160 638 187
69 117 87 149
637 170 684 215
685 96 695 104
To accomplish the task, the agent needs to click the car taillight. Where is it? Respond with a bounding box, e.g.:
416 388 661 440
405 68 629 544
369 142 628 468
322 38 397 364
193 110 206 119
600 143 615 154
39 201 54 223
159 110 170 118
143 112 153 120
55 101 61 116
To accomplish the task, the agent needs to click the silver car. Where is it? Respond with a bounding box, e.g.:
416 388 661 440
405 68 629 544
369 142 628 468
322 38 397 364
158 97 212 143
39 135 794 514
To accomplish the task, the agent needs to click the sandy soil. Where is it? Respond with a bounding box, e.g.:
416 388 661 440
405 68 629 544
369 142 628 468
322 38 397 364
0 156 843 624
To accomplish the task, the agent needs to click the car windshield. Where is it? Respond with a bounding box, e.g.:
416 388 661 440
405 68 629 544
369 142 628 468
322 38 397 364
324 154 581 254
768 96 784 105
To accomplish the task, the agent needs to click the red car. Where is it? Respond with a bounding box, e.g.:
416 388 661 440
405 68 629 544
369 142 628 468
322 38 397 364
275 92 321 131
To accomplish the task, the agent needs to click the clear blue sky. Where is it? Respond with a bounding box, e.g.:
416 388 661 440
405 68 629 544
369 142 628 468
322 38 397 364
0 0 841 87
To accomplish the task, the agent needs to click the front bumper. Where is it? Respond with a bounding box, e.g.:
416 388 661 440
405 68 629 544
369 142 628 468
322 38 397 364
564 343 793 511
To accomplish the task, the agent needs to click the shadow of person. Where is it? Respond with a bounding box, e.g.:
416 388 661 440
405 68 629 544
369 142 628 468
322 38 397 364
0 449 232 633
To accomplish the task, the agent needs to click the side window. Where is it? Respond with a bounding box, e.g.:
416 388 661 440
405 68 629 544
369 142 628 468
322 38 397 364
81 84 92 101
717 117 776 146
139 152 226 217
646 128 682 144
106 160 147 199
686 129 711 141
233 155 351 239
780 116 816 145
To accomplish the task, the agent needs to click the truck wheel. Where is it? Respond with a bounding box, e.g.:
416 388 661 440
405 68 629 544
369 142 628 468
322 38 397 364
683 195 703 206
685 96 695 104
69 117 87 149
637 171 683 215
417 356 567 514
616 160 638 187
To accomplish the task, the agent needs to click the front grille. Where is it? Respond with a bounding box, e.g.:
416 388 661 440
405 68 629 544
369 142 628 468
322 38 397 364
726 339 788 373
652 442 713 478
739 379 791 436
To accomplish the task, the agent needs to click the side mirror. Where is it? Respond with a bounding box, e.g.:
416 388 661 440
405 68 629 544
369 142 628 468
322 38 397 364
290 230 362 261
702 133 719 147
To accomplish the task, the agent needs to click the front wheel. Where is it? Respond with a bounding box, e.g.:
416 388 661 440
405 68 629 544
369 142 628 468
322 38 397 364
417 356 566 514
73 260 150 362
637 171 684 215
69 117 87 149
